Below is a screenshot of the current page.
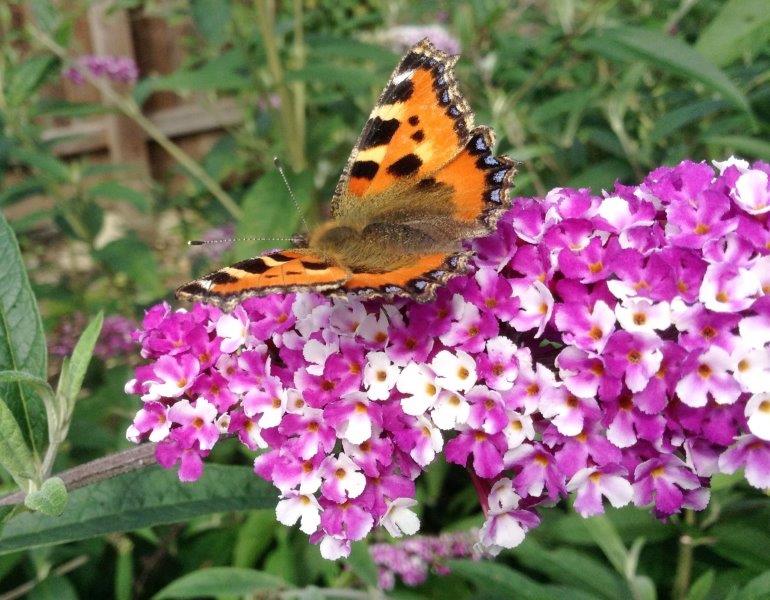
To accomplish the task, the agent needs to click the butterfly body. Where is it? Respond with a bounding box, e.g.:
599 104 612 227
177 39 516 309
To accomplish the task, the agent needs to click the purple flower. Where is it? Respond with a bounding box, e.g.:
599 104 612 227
64 55 139 85
125 156 770 560
567 464 633 517
718 435 770 489
632 455 709 517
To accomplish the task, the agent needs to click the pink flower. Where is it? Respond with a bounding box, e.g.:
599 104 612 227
719 435 770 489
632 456 709 517
567 464 633 516
675 347 741 408
168 398 219 450
148 354 200 398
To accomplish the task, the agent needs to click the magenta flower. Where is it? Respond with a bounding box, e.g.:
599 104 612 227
632 455 709 518
148 354 200 398
567 464 633 517
603 331 663 393
126 156 770 560
718 435 770 489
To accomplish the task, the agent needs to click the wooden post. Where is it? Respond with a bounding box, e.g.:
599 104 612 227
86 2 151 176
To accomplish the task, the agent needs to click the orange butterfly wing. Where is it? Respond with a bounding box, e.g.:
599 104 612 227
341 252 472 301
332 39 473 205
176 250 350 308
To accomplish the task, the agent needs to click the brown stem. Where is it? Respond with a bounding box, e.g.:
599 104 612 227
0 444 157 506
468 469 491 516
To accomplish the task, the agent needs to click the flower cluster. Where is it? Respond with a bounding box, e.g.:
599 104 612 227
52 313 137 361
63 55 139 85
126 157 770 561
380 25 460 55
370 529 481 589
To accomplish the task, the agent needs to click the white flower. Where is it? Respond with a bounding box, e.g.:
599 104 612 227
319 535 350 560
712 156 749 174
302 332 338 376
731 341 770 393
381 498 420 537
276 492 321 534
215 307 251 353
734 169 770 215
502 411 535 449
431 390 470 430
616 298 671 333
396 362 440 415
410 416 443 466
431 349 477 392
363 352 399 400
329 298 367 334
357 310 390 345
746 393 770 441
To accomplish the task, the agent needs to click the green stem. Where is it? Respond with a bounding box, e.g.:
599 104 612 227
255 0 306 171
27 25 243 221
672 510 696 600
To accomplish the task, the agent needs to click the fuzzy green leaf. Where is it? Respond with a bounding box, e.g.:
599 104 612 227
0 213 48 457
24 476 67 516
0 465 274 554
153 567 291 599
0 396 37 487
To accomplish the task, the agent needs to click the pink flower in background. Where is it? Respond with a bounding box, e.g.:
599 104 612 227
64 55 139 85
381 24 461 55
126 157 770 562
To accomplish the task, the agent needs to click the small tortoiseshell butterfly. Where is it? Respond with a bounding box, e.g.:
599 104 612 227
176 39 516 309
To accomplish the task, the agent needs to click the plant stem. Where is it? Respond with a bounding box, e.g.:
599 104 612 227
0 444 157 506
672 510 696 600
255 0 306 171
0 555 89 600
26 25 243 220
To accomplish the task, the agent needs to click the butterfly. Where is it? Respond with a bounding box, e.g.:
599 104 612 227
176 39 515 309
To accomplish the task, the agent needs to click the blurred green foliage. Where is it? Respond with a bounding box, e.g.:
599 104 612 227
0 0 769 598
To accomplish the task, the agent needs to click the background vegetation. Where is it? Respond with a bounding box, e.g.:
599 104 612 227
0 0 769 598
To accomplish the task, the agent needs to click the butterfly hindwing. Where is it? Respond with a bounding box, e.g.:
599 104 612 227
332 39 473 207
341 251 472 302
176 249 350 308
433 126 517 234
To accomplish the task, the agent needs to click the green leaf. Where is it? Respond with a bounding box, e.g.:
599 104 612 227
154 567 291 599
567 159 633 191
347 541 378 588
514 539 626 599
686 570 715 600
7 55 58 106
24 477 67 516
56 312 103 414
190 0 231 45
29 575 78 600
581 516 628 575
0 465 274 554
89 181 151 213
0 212 47 457
237 170 314 252
594 27 752 115
232 510 277 567
9 147 70 183
696 0 770 66
711 524 770 571
649 100 726 143
738 570 770 600
449 559 553 600
93 235 162 299
0 396 37 487
703 135 770 162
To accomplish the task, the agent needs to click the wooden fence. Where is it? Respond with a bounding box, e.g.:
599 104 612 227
17 2 239 177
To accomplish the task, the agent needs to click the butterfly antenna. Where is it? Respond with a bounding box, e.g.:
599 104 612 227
274 157 309 233
187 237 293 246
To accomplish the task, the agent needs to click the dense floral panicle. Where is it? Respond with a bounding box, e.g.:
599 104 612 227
63 55 139 85
127 157 770 565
